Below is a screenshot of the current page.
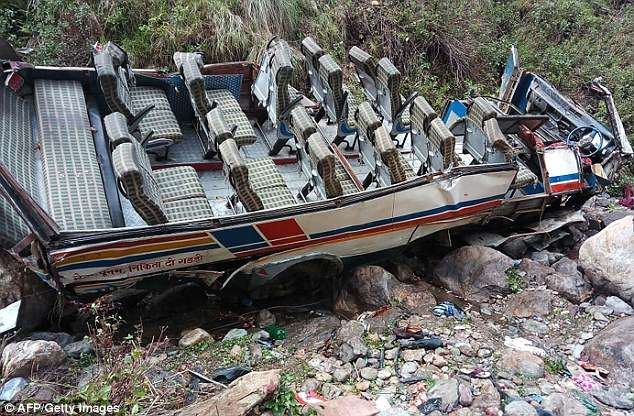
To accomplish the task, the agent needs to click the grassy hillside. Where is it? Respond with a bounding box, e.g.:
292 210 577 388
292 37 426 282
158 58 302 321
2 0 633 135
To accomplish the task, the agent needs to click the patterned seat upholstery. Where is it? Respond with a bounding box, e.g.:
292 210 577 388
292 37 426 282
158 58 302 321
411 96 437 136
173 51 256 148
513 162 539 189
104 112 136 148
318 54 345 120
219 139 295 211
356 101 415 184
112 140 212 224
205 89 256 146
0 87 40 246
307 133 343 198
289 106 317 144
376 58 402 123
428 118 456 170
349 46 378 100
94 49 183 142
35 79 113 230
270 39 294 123
301 37 325 72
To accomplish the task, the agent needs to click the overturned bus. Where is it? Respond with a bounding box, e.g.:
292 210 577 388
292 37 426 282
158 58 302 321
0 38 631 302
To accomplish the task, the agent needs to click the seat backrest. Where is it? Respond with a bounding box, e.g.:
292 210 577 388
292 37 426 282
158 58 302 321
104 111 135 148
173 52 212 117
218 138 263 212
94 49 133 119
349 46 378 101
270 39 294 123
206 107 234 146
428 118 456 169
112 141 167 224
355 101 382 141
318 54 345 121
411 96 437 136
301 37 325 73
306 133 343 198
289 106 317 144
374 125 406 184
376 58 402 122
468 97 514 161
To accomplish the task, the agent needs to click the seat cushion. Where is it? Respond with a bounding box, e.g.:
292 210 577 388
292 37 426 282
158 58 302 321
512 161 539 189
376 58 402 120
289 106 317 143
334 161 360 195
428 118 456 169
164 197 213 222
130 86 183 142
35 79 113 230
246 158 295 210
154 166 206 203
411 96 437 134
206 89 256 146
307 133 342 198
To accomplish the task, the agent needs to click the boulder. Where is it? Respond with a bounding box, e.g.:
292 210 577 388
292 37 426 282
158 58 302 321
256 309 276 328
63 339 94 358
578 215 634 306
284 315 341 352
334 266 400 316
506 289 554 318
223 328 247 342
179 328 212 348
2 340 66 378
433 246 514 301
604 296 634 315
544 272 592 304
27 332 74 348
169 369 280 416
498 349 544 379
541 393 586 416
470 379 500 412
518 259 555 285
427 378 460 412
335 320 368 363
581 316 634 387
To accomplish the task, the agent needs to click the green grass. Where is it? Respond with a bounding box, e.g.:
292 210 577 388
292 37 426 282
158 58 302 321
544 355 567 375
506 267 526 294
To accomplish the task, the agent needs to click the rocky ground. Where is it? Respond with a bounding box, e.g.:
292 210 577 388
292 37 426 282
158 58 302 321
0 193 633 416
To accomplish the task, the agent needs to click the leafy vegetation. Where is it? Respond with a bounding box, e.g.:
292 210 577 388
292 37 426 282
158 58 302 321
544 355 568 375
263 372 313 416
506 267 526 293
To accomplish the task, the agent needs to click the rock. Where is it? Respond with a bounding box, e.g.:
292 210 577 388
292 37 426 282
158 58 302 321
249 343 262 362
63 339 94 358
332 368 351 383
355 357 367 369
334 265 400 316
14 382 59 402
256 309 276 328
458 382 473 406
545 272 592 304
542 393 586 416
336 321 368 363
506 289 554 317
519 259 555 284
284 315 340 352
428 378 460 412
498 349 544 379
2 340 66 378
401 349 424 362
316 372 333 383
179 328 212 348
579 216 634 306
223 328 248 342
321 383 342 400
27 332 74 348
582 316 634 387
385 348 398 360
471 379 501 411
500 238 529 259
605 296 634 315
433 246 514 301
591 385 634 410
521 319 549 335
301 378 320 392
377 368 391 380
504 400 537 416
0 377 28 401
582 194 631 228
530 251 551 266
171 369 280 416
229 345 242 359
477 348 492 358
356 381 371 391
360 367 378 381
401 361 418 374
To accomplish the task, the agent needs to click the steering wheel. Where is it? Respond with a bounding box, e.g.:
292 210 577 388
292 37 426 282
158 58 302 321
566 126 604 158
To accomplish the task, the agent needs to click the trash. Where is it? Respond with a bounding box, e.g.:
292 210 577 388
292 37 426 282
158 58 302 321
211 366 251 384
418 397 442 414
295 390 325 406
397 336 443 350
503 336 546 357
526 393 544 404
619 184 633 208
579 361 609 378
309 396 380 416
0 377 28 401
572 390 601 416
571 373 600 392
432 301 466 319
264 325 287 340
